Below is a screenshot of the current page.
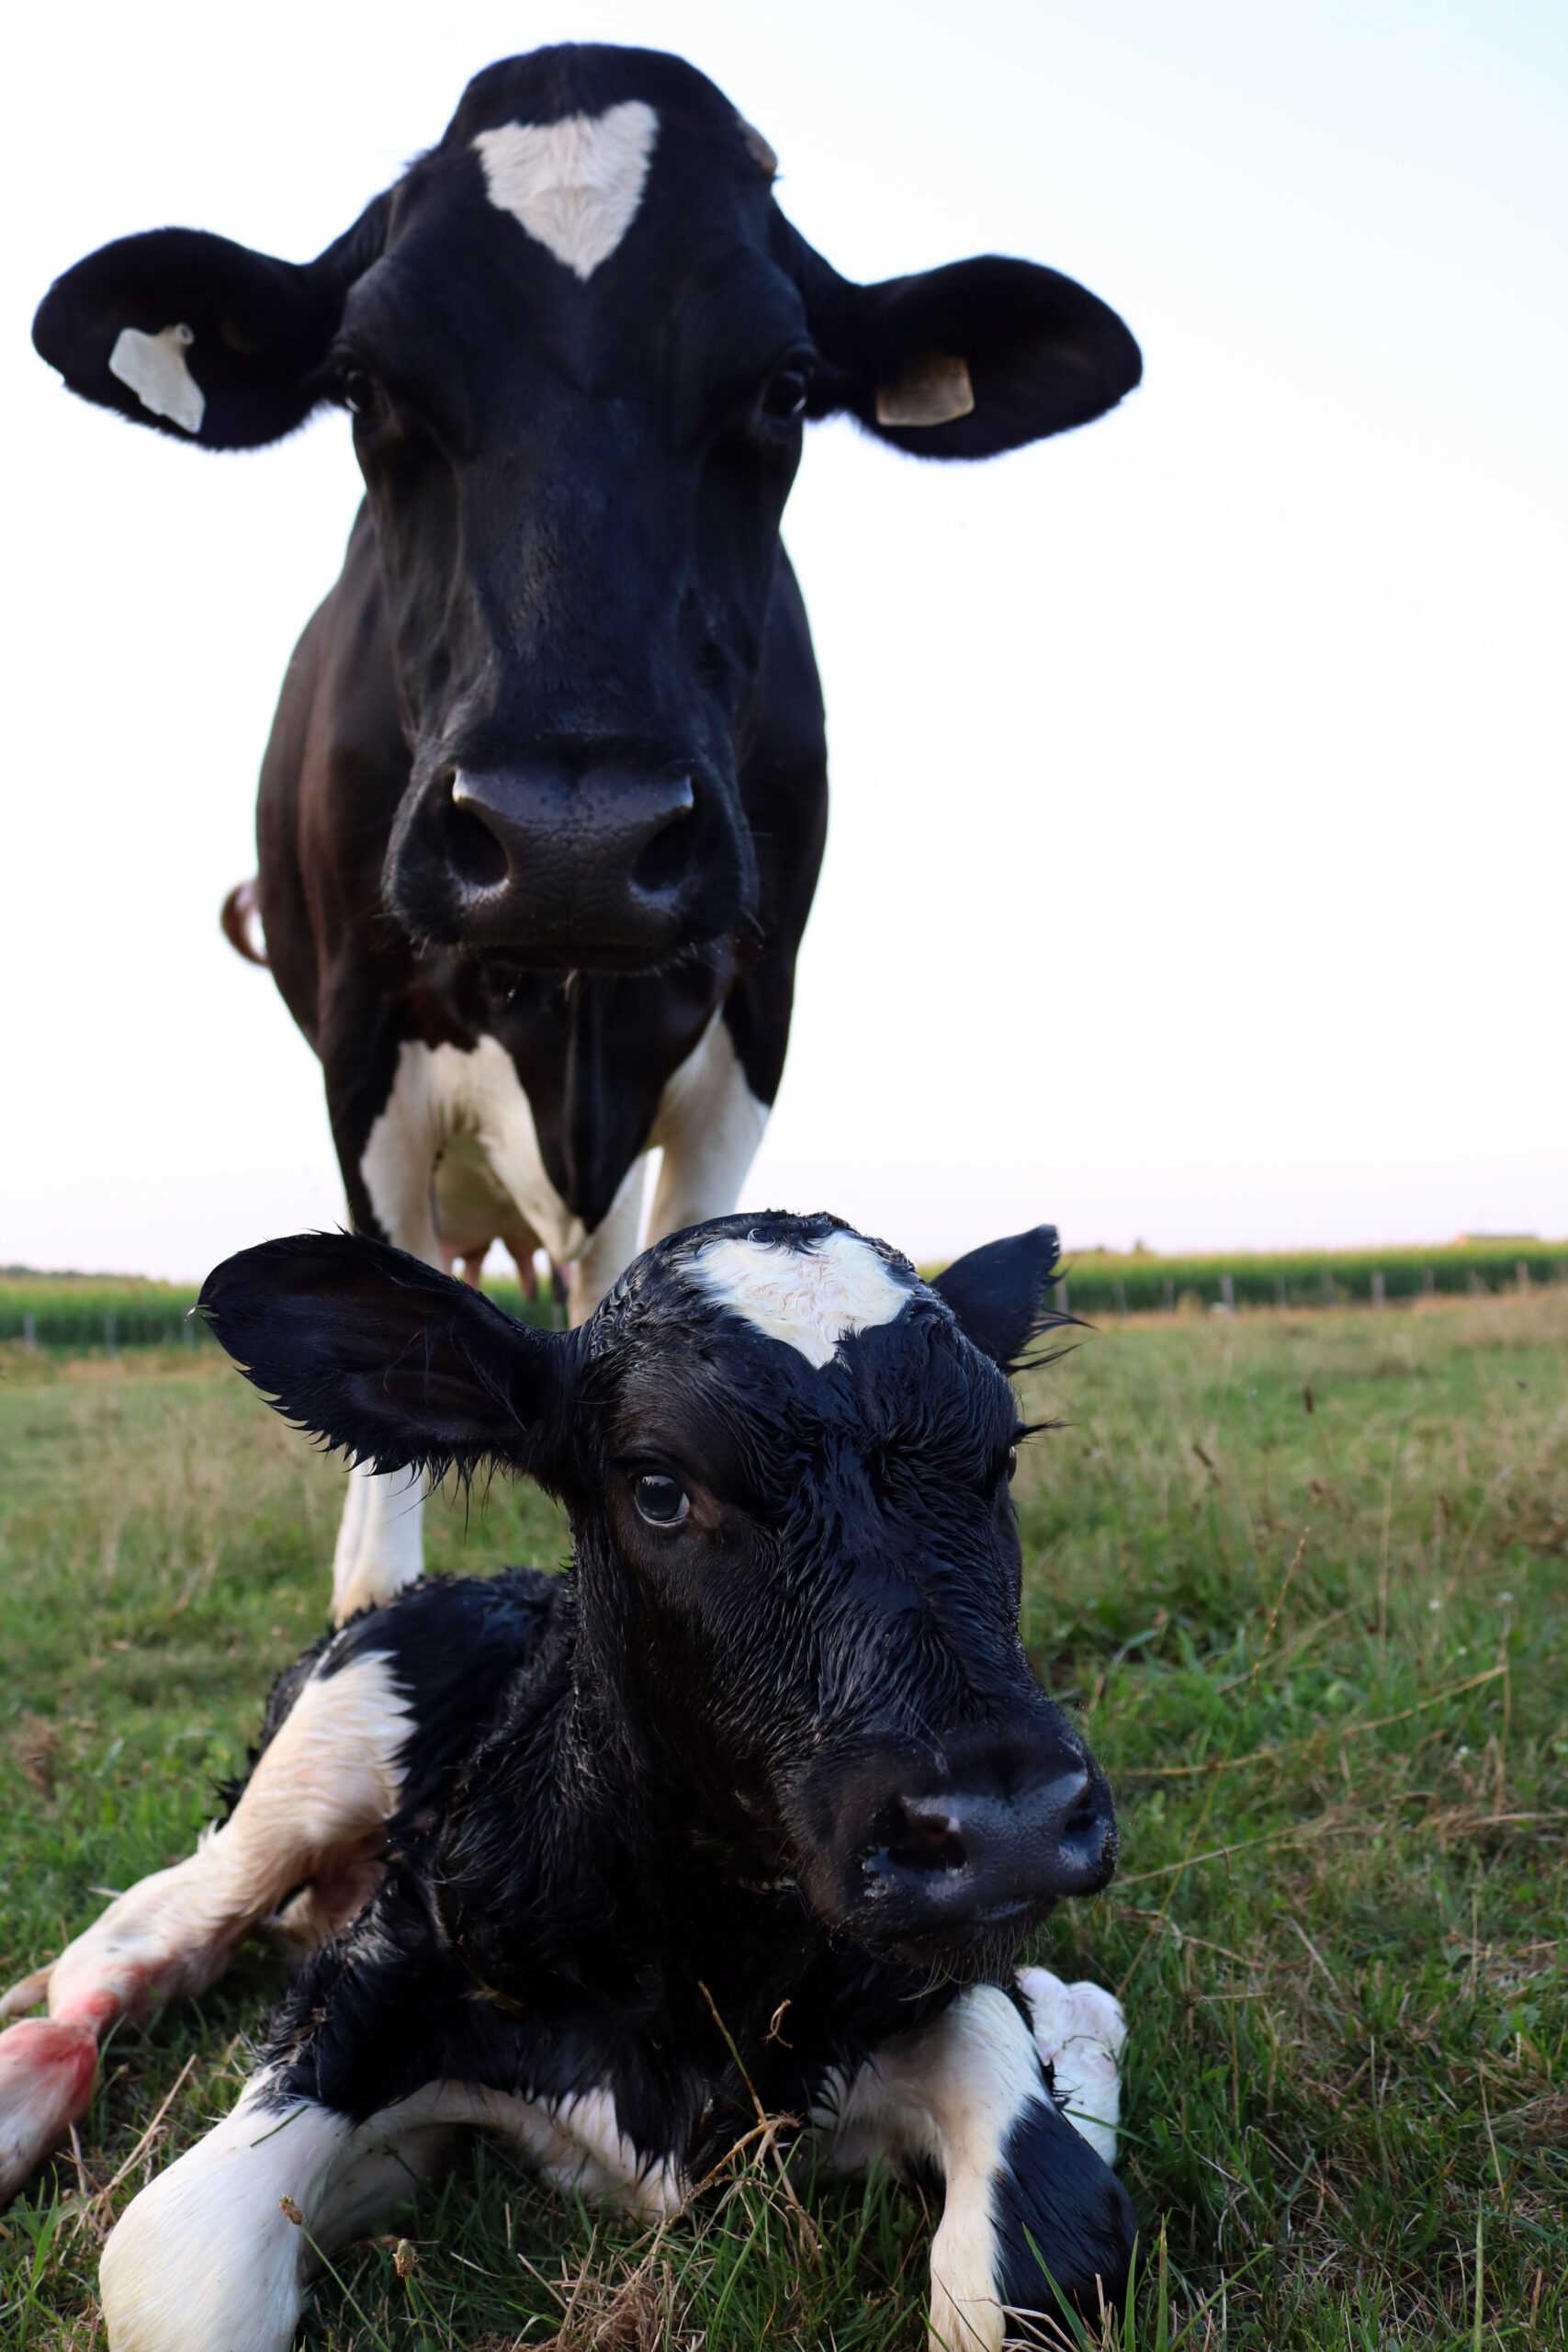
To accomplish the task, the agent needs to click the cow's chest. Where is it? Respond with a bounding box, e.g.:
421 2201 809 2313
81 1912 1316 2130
360 1035 592 1266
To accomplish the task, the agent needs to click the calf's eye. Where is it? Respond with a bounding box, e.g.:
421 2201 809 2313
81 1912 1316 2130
634 1474 690 1527
1007 1447 1019 1481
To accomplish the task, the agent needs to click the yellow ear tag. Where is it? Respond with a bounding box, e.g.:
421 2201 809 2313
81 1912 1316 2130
874 352 976 429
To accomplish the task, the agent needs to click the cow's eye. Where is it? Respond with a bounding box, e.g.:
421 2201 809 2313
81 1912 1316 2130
1007 1446 1019 1482
634 1473 690 1527
760 359 813 426
336 366 384 421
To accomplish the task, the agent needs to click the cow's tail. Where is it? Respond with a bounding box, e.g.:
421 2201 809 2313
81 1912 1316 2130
220 878 268 967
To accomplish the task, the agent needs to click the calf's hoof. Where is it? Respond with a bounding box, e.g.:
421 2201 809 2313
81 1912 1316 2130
0 2016 98 2204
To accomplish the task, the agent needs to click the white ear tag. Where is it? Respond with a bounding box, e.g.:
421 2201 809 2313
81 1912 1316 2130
108 321 205 435
874 352 975 430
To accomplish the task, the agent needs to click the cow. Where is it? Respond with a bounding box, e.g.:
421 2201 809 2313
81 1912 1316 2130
32 43 1141 1624
0 1212 1135 2347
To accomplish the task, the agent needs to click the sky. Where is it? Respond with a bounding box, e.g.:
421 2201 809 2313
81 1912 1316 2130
4 0 1563 1277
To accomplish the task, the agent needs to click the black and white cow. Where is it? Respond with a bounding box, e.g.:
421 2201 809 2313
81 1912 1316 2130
33 43 1141 1623
1 1213 1134 2347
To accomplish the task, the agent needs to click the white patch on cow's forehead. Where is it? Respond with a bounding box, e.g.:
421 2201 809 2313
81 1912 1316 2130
693 1230 913 1370
472 102 659 281
108 322 204 434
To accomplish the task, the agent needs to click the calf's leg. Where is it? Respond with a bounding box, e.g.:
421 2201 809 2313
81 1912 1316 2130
0 1645 410 2206
99 2068 454 2352
820 1979 1135 2352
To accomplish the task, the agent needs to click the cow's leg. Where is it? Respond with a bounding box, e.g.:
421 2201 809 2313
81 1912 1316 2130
0 1645 410 2206
327 1034 446 1623
567 1153 649 1323
818 1981 1134 2352
643 1009 769 1248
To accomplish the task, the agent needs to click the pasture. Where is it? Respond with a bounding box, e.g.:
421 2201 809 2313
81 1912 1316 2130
1 1290 1563 2348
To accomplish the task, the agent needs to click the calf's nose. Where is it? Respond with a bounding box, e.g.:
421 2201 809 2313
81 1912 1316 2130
867 1768 1116 1928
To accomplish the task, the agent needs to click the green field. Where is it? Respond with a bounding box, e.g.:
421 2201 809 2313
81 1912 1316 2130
1 1292 1563 2348
5 1237 1566 1348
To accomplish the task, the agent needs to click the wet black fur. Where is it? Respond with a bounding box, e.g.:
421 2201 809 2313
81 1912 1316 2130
203 1213 1136 2318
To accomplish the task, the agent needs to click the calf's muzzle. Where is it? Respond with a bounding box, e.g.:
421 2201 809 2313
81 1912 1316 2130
799 1730 1117 1951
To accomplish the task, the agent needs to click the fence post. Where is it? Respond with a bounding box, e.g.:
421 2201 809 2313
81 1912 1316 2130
183 1310 195 1348
1517 1258 1530 1295
1275 1275 1287 1309
1114 1279 1128 1317
1468 1271 1484 1297
1162 1275 1174 1312
1221 1272 1235 1313
1372 1271 1386 1308
22 1312 37 1351
104 1308 118 1355
1322 1271 1335 1306
1057 1280 1069 1317
1423 1268 1436 1297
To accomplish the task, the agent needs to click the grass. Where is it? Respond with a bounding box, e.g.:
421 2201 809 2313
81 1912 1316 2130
0 1291 1563 2348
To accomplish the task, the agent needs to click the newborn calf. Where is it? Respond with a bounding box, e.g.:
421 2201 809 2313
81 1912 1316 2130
16 1213 1137 2348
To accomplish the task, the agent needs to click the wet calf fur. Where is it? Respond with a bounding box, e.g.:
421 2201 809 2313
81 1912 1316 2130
32 1214 1137 2346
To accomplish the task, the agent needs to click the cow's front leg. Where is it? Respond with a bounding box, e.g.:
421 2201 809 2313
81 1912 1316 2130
327 1035 446 1622
567 1152 649 1323
821 1981 1135 2352
644 1008 769 1248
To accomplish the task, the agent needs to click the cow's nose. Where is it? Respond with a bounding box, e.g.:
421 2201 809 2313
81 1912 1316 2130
866 1769 1117 1927
443 763 698 947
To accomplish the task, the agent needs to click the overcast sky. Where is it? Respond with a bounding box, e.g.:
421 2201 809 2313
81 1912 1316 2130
4 1 1562 1277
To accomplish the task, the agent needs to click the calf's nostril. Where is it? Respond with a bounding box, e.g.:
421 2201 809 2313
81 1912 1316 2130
886 1795 968 1876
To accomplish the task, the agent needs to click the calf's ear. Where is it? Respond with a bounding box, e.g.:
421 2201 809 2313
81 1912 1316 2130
803 252 1139 459
198 1232 570 1484
933 1224 1066 1372
32 199 386 449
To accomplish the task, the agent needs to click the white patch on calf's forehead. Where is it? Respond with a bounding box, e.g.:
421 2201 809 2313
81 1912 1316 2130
472 102 659 280
108 322 204 434
693 1230 912 1369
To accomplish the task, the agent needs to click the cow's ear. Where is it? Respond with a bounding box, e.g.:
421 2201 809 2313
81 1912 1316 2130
933 1225 1066 1372
32 203 385 450
805 254 1139 459
198 1232 572 1485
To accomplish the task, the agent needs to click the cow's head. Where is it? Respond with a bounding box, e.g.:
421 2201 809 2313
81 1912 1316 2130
36 44 1140 974
200 1209 1116 1962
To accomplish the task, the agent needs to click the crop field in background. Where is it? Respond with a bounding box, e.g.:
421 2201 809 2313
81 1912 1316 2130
5 1237 1567 1348
1 1292 1564 2348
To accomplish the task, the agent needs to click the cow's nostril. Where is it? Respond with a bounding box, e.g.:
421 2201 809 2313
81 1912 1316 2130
445 779 509 890
630 797 695 898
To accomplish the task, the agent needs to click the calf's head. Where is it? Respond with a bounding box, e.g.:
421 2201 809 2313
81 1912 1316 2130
36 43 1140 974
201 1210 1116 1960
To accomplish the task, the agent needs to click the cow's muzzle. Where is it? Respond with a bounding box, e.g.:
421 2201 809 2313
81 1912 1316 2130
388 755 748 970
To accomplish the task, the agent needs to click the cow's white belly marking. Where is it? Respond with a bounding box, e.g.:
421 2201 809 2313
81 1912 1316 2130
472 103 659 281
360 1036 590 1269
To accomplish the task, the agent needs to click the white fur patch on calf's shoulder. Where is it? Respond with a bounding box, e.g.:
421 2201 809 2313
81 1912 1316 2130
694 1229 912 1369
108 322 204 434
472 103 659 280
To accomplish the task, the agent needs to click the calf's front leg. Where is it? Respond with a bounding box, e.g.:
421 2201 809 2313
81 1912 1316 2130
822 1978 1135 2352
99 2069 452 2352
